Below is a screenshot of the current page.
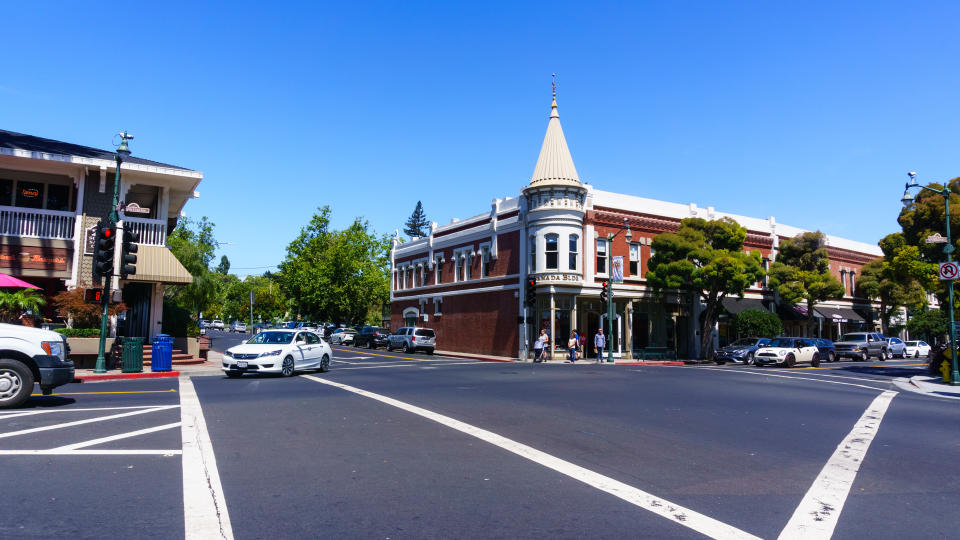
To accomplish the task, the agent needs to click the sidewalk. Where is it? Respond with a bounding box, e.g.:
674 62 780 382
73 352 226 382
893 375 960 400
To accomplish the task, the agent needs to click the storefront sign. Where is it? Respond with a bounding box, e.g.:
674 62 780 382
84 225 98 255
534 273 581 283
123 202 150 214
20 188 39 198
0 245 69 272
611 256 624 283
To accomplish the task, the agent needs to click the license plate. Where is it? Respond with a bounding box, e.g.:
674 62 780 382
236 361 248 368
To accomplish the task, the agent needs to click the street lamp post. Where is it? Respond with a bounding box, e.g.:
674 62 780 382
901 171 960 386
94 132 133 373
605 218 632 363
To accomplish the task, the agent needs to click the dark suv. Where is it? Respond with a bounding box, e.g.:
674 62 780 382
353 326 390 349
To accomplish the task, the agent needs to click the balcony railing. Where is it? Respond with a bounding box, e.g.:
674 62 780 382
122 216 167 246
0 206 75 240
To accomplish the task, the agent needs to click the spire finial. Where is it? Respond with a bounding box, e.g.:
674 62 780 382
551 73 557 101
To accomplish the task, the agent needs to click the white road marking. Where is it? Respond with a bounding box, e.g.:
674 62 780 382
0 405 178 439
778 390 897 539
301 375 760 540
179 377 233 540
0 449 181 455
696 367 888 391
53 421 182 451
0 405 175 419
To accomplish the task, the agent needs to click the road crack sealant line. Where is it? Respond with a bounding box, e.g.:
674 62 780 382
179 377 234 540
301 374 760 540
778 390 898 540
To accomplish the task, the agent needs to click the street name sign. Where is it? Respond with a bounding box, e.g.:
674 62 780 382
939 261 959 280
926 233 949 244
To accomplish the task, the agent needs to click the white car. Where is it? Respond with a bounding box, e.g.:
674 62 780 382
329 327 356 345
222 330 331 377
903 340 931 358
211 319 224 330
754 337 822 368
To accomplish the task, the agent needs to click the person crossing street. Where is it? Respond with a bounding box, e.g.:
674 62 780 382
594 328 606 363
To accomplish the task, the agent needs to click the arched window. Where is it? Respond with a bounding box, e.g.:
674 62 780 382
569 234 579 271
402 307 419 327
545 234 559 270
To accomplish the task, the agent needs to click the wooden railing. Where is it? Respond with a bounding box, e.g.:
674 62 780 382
122 216 167 246
0 206 75 240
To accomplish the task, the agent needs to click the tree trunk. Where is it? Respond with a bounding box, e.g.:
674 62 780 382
879 301 888 335
806 298 816 337
699 290 720 360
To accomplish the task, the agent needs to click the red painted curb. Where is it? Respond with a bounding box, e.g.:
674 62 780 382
75 371 181 382
614 361 685 366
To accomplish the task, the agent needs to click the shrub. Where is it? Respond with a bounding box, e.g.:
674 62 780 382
52 289 126 328
736 308 783 338
162 301 200 337
54 328 101 338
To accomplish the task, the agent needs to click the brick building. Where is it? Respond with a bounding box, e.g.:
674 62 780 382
0 129 198 337
390 96 883 360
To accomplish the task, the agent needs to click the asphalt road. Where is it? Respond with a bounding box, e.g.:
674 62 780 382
3 349 957 539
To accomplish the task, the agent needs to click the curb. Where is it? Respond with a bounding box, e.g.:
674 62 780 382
434 351 516 363
74 371 181 383
614 361 685 366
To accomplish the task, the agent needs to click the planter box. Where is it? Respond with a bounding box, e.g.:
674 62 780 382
66 337 116 369
172 337 199 358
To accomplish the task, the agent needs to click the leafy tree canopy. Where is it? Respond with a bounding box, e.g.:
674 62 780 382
768 231 845 334
215 255 231 275
906 308 947 345
647 217 764 359
735 308 783 339
897 177 960 262
166 216 221 320
857 233 936 333
403 201 429 239
222 275 287 323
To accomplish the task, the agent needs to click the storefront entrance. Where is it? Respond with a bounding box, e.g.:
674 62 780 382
121 282 152 338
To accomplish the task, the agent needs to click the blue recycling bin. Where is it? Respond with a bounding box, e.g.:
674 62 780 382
151 334 174 372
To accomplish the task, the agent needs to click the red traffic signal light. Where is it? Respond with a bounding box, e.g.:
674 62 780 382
525 276 537 306
600 281 609 303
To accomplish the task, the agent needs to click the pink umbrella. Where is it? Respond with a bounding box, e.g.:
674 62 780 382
0 272 41 289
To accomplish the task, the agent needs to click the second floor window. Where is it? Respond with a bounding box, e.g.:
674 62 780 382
0 177 75 212
629 243 639 276
545 234 559 270
435 258 443 284
481 247 491 278
529 236 536 273
569 234 579 271
597 239 608 274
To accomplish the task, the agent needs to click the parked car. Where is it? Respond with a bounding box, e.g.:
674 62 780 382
884 337 907 358
754 337 823 368
713 337 771 365
222 330 331 377
833 332 888 361
211 319 225 330
353 326 389 349
904 340 931 358
329 327 356 345
814 338 836 363
386 327 437 354
0 323 75 408
230 321 247 333
200 319 211 328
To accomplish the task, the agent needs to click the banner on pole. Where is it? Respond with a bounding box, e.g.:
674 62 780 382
611 256 624 284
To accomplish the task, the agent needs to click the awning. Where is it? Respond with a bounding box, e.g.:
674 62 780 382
815 306 865 323
778 304 807 320
127 245 193 284
721 298 771 315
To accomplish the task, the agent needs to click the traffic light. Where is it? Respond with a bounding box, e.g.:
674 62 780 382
92 222 115 283
600 281 609 304
83 288 103 304
525 276 537 306
120 228 139 279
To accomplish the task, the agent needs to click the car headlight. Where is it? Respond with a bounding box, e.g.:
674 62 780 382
777 350 787 356
41 341 65 360
259 349 282 357
223 350 232 358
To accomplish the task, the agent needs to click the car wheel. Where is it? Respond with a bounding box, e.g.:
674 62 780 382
811 354 821 368
881 349 889 361
828 352 836 363
0 359 34 409
226 372 243 379
368 340 374 349
402 342 410 353
914 351 920 358
859 351 868 362
745 352 755 366
785 354 796 368
281 356 295 377
715 358 725 365
319 354 330 373
426 348 434 355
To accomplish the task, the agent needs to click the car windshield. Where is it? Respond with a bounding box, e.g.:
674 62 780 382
247 331 295 345
768 338 796 348
840 334 866 342
729 339 757 347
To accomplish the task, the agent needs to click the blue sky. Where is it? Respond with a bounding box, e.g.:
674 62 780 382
4 2 958 275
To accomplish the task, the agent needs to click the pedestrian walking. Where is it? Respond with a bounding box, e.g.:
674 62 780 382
533 329 545 362
535 329 549 362
567 331 578 363
572 329 580 361
594 328 606 363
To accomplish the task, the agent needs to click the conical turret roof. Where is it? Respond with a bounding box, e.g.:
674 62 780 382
529 97 580 187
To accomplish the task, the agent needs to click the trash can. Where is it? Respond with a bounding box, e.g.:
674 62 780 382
151 334 174 372
121 337 145 373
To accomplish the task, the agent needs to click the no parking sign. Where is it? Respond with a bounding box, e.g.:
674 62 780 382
939 262 959 280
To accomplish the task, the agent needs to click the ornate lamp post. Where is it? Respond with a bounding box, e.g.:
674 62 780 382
901 171 960 385
94 132 133 373
604 218 632 363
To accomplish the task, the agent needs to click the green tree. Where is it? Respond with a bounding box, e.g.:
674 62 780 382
897 177 960 262
647 217 765 359
857 233 936 333
906 308 947 345
278 206 391 324
403 201 428 238
0 289 47 324
166 216 220 321
222 275 287 323
215 255 231 275
735 309 783 338
768 231 845 336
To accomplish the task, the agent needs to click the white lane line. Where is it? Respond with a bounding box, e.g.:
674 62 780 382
179 377 233 540
53 422 182 451
696 367 888 391
0 405 178 439
788 371 891 384
0 405 171 420
301 374 759 540
0 449 181 455
331 363 425 370
778 390 897 539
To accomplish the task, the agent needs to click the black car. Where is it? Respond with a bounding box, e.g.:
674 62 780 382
353 326 390 349
814 338 836 362
713 337 772 365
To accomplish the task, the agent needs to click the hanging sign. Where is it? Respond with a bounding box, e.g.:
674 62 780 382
926 233 949 244
611 256 624 284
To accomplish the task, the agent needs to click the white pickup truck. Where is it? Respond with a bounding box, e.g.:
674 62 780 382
0 323 75 408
